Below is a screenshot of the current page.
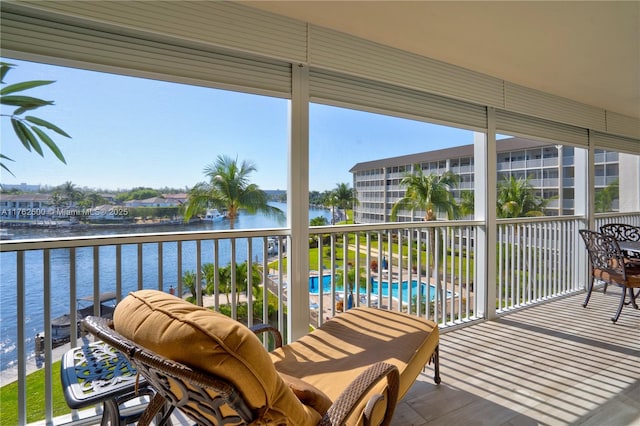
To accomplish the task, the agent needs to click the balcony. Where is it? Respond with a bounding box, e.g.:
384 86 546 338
1 1 638 424
2 215 640 425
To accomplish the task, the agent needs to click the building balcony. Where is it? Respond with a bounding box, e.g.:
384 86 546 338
2 214 640 425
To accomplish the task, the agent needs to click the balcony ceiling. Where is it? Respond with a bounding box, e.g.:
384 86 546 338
243 1 640 120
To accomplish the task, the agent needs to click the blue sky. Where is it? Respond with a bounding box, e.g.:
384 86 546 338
1 58 474 192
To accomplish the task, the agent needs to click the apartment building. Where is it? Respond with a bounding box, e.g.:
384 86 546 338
350 136 623 223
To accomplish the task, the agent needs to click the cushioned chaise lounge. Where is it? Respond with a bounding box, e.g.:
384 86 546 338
84 289 440 425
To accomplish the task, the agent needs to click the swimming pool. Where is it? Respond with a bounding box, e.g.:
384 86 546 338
308 274 451 304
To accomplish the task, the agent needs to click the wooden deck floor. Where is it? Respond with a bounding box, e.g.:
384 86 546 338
393 289 640 425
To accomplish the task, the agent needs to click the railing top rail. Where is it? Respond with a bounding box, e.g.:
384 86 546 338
496 215 584 225
310 219 482 234
594 212 640 220
0 227 290 252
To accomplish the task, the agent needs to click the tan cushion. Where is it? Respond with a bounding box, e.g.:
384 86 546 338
279 372 332 415
270 307 439 425
113 290 320 426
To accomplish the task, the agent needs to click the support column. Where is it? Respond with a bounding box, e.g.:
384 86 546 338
288 63 310 342
474 107 497 320
573 133 592 288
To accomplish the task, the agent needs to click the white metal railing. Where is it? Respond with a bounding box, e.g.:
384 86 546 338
0 228 289 426
495 217 583 313
307 221 481 329
5 213 636 425
595 212 640 228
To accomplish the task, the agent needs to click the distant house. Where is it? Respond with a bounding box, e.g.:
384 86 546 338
99 193 117 203
161 193 188 205
124 197 182 207
0 194 53 219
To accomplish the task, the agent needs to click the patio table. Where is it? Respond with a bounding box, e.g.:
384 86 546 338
618 240 640 255
60 340 153 425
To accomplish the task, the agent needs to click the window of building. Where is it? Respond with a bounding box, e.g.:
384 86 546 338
496 135 585 217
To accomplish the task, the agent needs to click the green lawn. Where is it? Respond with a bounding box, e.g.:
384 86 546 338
0 360 70 424
271 234 474 281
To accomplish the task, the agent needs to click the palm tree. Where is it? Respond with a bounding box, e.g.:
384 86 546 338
183 155 284 229
182 270 197 304
202 263 222 300
332 182 358 224
59 181 82 206
459 190 475 218
310 216 328 226
217 261 262 305
390 168 460 222
595 179 619 213
336 267 367 310
496 175 546 218
391 167 460 304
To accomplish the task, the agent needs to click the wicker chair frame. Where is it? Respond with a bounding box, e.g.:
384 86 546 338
82 316 401 426
579 229 640 323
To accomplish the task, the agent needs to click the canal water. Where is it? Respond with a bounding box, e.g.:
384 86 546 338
0 203 332 372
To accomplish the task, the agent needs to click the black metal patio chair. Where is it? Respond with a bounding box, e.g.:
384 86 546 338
579 229 640 323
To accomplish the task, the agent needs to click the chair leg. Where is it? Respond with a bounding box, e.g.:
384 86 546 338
583 276 595 308
611 288 628 323
137 393 172 426
100 399 120 426
431 345 441 385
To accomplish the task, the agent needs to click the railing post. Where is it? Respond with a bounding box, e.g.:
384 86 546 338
575 137 590 288
288 62 310 342
17 251 26 426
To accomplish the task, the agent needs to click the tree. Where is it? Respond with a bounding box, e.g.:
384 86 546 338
58 181 82 205
459 190 475 218
82 192 106 208
496 175 547 218
595 179 619 213
331 182 358 224
115 187 162 203
0 62 71 176
310 216 328 226
336 266 366 310
184 155 284 229
390 168 460 222
391 168 460 303
216 261 262 306
182 270 198 304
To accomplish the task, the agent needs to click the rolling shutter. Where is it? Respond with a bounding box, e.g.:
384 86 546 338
591 131 640 154
495 109 589 147
0 4 292 97
310 69 487 130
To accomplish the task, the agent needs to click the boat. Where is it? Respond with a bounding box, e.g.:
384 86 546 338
267 237 286 256
203 208 225 222
35 292 118 354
